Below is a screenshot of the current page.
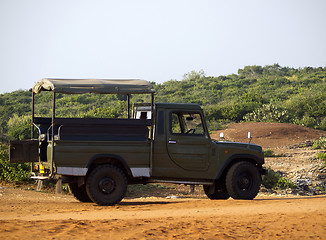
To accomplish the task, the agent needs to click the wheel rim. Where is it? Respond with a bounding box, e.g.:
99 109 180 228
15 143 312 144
98 177 116 194
237 172 252 190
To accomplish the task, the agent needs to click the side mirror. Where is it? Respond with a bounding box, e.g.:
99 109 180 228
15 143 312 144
186 116 194 121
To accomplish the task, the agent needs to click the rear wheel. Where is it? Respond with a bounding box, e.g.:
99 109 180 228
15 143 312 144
226 161 261 200
68 183 92 202
86 164 127 206
203 184 230 200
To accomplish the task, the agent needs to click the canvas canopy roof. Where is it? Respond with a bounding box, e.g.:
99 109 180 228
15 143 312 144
32 78 155 94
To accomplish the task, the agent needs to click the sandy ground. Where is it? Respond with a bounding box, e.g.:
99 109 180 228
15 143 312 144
0 187 325 239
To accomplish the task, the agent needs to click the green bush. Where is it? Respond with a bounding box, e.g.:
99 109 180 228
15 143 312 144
317 118 326 131
316 185 326 193
206 119 228 132
243 104 289 123
7 114 32 140
316 152 326 160
262 168 280 189
314 152 326 166
262 168 296 190
275 176 297 190
263 149 274 157
295 115 317 128
312 137 326 150
0 143 31 183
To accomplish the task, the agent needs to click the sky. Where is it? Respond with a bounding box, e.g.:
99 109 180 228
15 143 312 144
0 0 325 93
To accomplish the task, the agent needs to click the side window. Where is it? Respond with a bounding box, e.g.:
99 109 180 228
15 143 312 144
171 113 182 134
170 112 205 135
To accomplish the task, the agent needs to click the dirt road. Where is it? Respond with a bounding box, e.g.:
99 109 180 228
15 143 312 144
0 187 325 239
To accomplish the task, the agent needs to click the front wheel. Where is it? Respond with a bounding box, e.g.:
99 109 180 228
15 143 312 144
226 161 261 200
86 164 127 206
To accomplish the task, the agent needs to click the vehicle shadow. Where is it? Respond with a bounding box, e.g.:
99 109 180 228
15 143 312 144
254 195 326 201
119 201 182 206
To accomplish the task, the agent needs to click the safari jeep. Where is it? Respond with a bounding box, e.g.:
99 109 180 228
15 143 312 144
10 79 266 205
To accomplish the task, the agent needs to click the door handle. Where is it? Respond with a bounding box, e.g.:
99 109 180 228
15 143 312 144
169 140 177 144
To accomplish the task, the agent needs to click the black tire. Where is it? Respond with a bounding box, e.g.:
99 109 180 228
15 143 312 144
203 184 230 200
68 183 92 202
86 164 127 206
226 161 261 200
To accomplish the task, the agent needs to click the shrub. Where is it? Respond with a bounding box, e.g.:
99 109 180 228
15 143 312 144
317 118 326 131
263 149 274 157
262 168 296 190
312 137 326 150
314 152 326 166
275 176 297 190
243 104 289 123
296 115 317 128
316 152 326 160
206 119 229 132
316 184 326 193
262 168 280 189
7 114 32 140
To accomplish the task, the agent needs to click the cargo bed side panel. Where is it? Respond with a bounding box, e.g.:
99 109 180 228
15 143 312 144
52 141 150 169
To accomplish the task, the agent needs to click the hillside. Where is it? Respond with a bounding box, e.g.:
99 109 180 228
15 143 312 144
1 64 326 141
1 66 326 196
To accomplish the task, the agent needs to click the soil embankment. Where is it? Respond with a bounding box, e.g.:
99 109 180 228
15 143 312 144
211 122 325 149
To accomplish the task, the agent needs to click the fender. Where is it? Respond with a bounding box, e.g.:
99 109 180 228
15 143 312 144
86 154 133 177
214 153 264 180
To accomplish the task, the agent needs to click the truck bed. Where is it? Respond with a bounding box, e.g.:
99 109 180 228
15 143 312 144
34 117 152 141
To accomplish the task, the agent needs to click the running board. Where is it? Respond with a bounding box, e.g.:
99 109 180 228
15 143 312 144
31 176 50 180
150 179 214 186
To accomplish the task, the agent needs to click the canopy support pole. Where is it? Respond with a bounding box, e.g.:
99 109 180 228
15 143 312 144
50 92 56 177
31 91 35 173
150 92 155 176
31 91 35 139
127 94 131 119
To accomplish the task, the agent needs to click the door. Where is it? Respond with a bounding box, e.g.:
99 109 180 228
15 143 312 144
167 111 210 171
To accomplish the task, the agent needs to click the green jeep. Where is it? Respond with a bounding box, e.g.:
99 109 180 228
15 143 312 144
10 79 266 205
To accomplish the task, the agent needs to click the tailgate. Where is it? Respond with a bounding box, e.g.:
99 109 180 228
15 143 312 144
9 139 39 163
